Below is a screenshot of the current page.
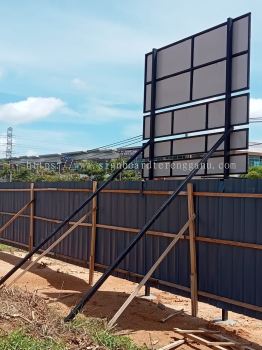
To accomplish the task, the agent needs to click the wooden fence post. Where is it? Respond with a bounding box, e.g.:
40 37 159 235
89 181 98 285
187 183 198 317
29 183 35 253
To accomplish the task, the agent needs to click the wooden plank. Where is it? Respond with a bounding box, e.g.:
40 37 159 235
34 188 92 192
185 333 236 346
107 216 195 328
1 210 262 250
89 181 98 286
28 183 35 253
158 340 185 350
96 223 177 238
1 186 262 199
187 183 198 317
198 290 262 313
0 189 31 192
0 200 33 236
194 191 262 199
7 209 93 287
194 236 262 250
174 328 219 334
183 333 235 346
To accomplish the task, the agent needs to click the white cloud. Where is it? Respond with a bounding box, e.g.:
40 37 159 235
0 97 65 124
88 103 140 123
72 78 88 91
250 98 262 119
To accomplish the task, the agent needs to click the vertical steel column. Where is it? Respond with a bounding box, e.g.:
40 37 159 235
224 18 233 179
146 48 157 296
223 20 233 312
148 48 158 180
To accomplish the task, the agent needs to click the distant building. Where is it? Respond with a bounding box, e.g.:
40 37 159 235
1 144 261 173
0 146 142 172
247 144 262 167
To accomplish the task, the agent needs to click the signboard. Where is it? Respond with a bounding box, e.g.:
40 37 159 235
143 93 249 139
142 13 250 179
142 153 247 178
144 13 250 113
143 129 248 158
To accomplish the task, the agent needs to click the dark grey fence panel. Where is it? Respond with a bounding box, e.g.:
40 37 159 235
33 182 93 263
0 183 30 246
96 181 147 277
193 179 262 319
141 180 190 295
0 179 261 320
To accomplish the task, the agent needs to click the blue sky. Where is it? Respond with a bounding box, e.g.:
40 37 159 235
0 0 262 156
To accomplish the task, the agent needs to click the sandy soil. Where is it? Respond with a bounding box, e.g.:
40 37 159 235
0 249 261 349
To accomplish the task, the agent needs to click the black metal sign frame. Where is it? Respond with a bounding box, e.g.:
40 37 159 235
143 128 249 159
143 92 250 140
143 13 250 179
142 153 248 178
143 13 251 114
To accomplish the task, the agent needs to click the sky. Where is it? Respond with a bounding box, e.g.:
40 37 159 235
0 0 262 157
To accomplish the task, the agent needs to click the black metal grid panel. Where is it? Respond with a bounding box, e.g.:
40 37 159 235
143 93 250 140
143 13 251 113
143 128 249 159
142 153 248 178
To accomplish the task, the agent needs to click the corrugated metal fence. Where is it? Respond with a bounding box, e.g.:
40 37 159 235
0 179 261 320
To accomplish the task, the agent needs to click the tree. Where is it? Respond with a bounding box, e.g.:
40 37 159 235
0 163 12 181
12 167 33 182
106 157 141 180
79 160 106 181
242 166 262 179
0 163 84 182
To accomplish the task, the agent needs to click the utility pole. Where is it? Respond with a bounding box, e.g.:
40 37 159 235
6 127 13 182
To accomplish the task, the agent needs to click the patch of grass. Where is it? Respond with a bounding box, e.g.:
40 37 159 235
0 330 65 350
69 317 147 350
0 243 17 253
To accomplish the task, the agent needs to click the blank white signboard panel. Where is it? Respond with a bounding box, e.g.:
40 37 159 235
144 141 171 158
232 15 249 54
192 61 226 100
208 94 248 129
143 162 171 178
207 129 248 152
146 40 191 82
231 54 248 91
173 104 206 134
154 112 172 138
144 129 248 158
173 136 205 155
172 159 205 176
194 25 227 66
207 154 247 174
143 153 247 177
145 72 191 111
144 13 250 112
144 112 172 139
156 40 192 78
144 93 249 139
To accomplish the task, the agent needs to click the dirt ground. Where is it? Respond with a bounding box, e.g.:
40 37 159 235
0 249 261 349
